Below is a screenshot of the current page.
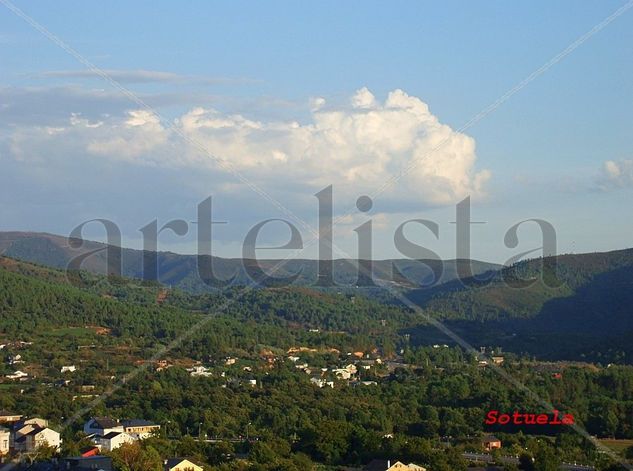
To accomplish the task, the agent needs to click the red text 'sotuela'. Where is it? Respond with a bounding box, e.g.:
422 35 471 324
485 410 575 426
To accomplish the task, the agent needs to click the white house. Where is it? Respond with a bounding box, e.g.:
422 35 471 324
187 366 212 377
83 417 124 436
310 377 334 388
23 427 61 451
13 425 60 452
93 431 137 451
0 427 9 455
61 365 77 373
5 371 28 380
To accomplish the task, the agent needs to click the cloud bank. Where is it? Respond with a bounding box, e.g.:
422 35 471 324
3 87 490 214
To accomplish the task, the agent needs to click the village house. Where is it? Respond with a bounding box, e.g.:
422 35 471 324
0 410 22 423
10 419 61 452
21 427 61 451
333 368 352 380
310 377 334 388
10 418 48 449
122 419 161 439
0 427 9 455
482 435 502 451
187 366 213 377
5 370 28 380
61 365 77 373
363 459 427 470
164 458 204 471
93 431 137 452
83 417 124 436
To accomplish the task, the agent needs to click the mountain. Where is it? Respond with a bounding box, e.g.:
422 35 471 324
405 248 633 362
0 231 501 294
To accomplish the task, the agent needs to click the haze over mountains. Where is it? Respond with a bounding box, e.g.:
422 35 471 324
0 231 501 292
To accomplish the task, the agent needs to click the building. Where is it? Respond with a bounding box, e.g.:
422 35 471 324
93 431 136 452
310 377 334 388
363 460 426 471
61 365 77 373
333 369 352 380
83 417 123 436
187 366 212 377
482 435 502 451
0 427 10 455
0 410 22 423
13 426 61 451
5 370 28 380
23 427 61 451
11 418 50 449
122 419 161 439
164 458 204 471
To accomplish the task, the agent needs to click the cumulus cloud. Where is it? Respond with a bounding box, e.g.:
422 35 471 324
3 87 490 208
599 159 633 189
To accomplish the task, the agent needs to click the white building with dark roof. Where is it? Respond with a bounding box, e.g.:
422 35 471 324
83 417 124 436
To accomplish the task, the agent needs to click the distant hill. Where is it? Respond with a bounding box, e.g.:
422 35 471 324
405 249 633 362
0 231 501 294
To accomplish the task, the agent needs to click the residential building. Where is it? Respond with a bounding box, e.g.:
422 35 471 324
23 427 61 451
122 419 161 439
5 370 28 380
83 417 123 436
93 431 136 452
61 365 77 373
187 366 212 377
0 410 22 423
363 460 426 471
310 377 334 388
482 435 502 451
333 368 352 380
11 417 50 448
164 458 204 471
0 427 9 455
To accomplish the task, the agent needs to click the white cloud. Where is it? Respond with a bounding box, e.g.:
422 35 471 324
600 159 633 189
4 87 490 207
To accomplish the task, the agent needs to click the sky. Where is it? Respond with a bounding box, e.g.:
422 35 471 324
1 1 633 263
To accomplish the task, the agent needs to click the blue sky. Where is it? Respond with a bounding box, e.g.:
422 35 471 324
1 1 633 263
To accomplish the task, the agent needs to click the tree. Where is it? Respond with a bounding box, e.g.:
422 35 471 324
109 442 163 471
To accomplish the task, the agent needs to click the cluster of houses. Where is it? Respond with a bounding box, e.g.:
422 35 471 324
3 347 78 382
0 411 61 454
0 411 205 471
